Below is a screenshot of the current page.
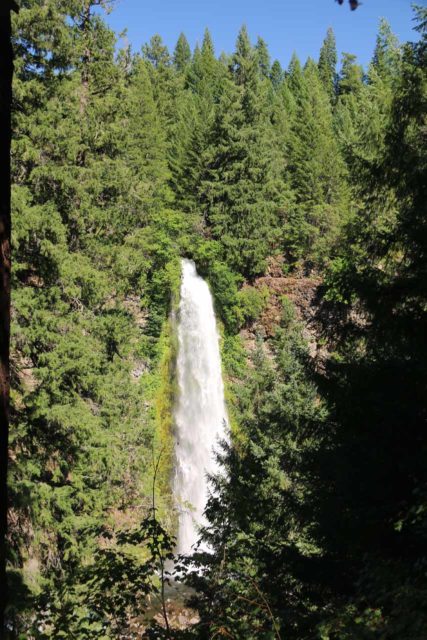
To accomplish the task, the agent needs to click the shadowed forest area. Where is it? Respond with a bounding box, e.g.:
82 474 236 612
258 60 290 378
2 1 427 638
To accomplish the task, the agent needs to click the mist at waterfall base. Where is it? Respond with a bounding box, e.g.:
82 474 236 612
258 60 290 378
173 259 228 556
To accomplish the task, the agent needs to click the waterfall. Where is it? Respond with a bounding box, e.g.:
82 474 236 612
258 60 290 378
173 258 228 555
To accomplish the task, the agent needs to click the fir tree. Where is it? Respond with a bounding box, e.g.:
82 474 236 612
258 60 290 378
255 36 271 78
285 58 348 267
8 4 182 635
338 52 364 95
142 33 171 68
232 24 253 86
287 52 304 95
270 59 284 89
200 28 284 278
173 32 191 72
371 18 401 82
318 27 337 101
201 27 215 60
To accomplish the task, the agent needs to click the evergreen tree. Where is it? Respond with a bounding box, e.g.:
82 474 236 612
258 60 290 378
232 24 253 85
186 28 224 101
318 11 427 636
338 51 364 95
167 91 202 211
173 32 191 72
8 3 182 634
201 27 215 59
335 23 397 171
286 52 304 95
189 302 329 639
200 28 284 278
270 59 284 89
142 33 171 68
170 29 225 217
285 58 348 267
318 27 337 101
371 17 401 82
255 36 271 78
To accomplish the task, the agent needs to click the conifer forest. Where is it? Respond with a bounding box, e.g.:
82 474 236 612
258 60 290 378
2 1 427 638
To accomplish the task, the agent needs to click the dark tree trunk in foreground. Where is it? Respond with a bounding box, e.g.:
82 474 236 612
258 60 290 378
0 4 17 637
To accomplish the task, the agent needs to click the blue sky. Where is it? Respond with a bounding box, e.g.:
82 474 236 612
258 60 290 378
105 0 419 70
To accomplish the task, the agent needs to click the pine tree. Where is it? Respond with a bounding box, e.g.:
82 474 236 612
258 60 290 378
318 27 337 101
190 301 329 639
232 24 253 86
187 28 224 101
270 59 284 89
173 32 191 72
334 48 385 169
169 90 210 213
201 27 215 59
124 58 172 216
170 27 230 220
142 33 171 68
9 3 182 634
286 52 304 96
285 58 348 267
371 18 401 82
338 52 363 95
200 27 284 278
255 36 271 78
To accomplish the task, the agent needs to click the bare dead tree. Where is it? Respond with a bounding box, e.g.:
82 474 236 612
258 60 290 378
151 446 172 639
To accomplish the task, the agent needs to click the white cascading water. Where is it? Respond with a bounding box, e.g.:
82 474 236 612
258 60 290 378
173 259 228 555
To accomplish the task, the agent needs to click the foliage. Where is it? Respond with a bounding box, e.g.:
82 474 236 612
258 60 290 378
7 4 427 640
28 514 176 639
318 27 338 101
236 285 269 326
190 9 427 640
186 299 329 639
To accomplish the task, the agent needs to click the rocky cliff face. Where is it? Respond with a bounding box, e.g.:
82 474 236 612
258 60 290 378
239 255 368 373
240 256 329 369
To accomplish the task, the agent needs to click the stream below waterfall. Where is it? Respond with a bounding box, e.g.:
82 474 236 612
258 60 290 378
173 258 228 555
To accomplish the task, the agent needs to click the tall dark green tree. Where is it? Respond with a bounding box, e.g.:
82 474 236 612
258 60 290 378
189 301 330 639
318 27 337 101
338 51 364 96
270 59 284 89
285 58 348 267
255 36 271 79
316 10 427 637
371 18 401 82
142 33 171 68
232 24 253 85
170 29 225 216
8 2 182 635
186 29 223 100
287 52 304 95
200 27 284 278
173 32 191 72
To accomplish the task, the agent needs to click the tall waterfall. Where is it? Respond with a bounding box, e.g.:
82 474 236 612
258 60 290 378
173 259 228 555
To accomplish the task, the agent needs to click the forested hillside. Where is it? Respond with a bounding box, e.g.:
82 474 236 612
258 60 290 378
6 1 427 638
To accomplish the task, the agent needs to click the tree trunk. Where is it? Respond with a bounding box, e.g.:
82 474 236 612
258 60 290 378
79 2 92 116
0 4 16 637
